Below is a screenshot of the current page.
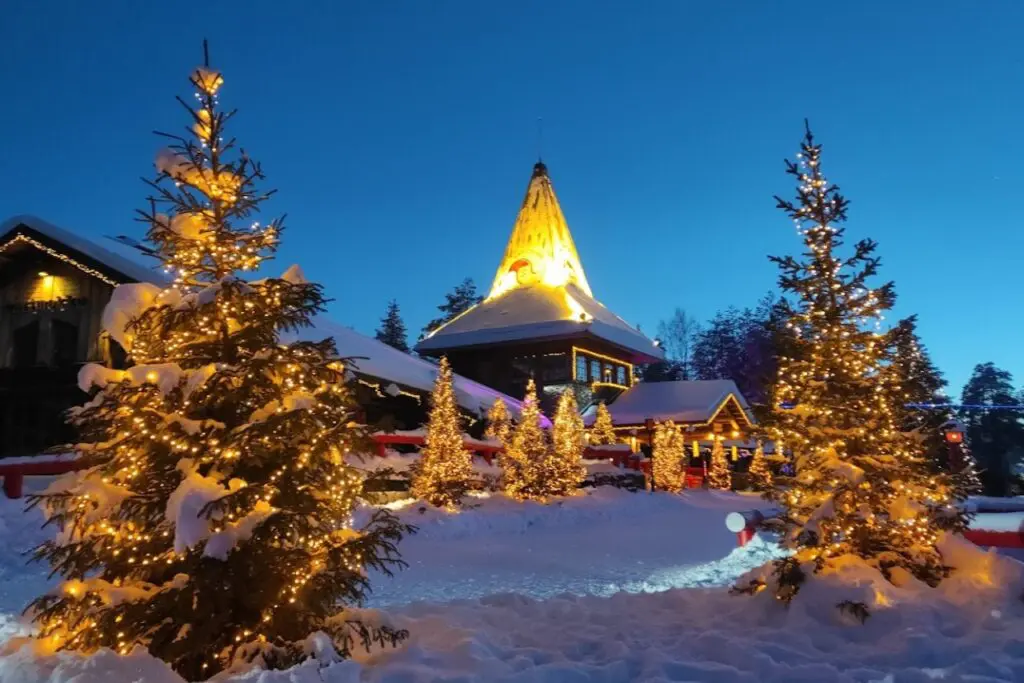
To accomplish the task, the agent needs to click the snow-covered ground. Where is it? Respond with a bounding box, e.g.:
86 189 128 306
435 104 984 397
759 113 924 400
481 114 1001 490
365 488 779 606
3 482 1024 682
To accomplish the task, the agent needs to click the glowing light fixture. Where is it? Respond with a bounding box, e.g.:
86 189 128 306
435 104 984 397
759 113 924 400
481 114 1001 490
488 162 593 300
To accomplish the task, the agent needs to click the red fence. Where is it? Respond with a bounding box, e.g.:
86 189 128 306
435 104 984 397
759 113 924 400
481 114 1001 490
0 456 82 498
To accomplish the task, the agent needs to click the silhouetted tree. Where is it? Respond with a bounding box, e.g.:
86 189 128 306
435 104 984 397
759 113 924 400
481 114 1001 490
420 278 483 340
375 299 410 352
960 363 1024 496
656 308 701 380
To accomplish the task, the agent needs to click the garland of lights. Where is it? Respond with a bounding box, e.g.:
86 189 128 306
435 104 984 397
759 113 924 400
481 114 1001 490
906 403 1024 411
355 377 422 403
571 345 633 389
0 233 122 287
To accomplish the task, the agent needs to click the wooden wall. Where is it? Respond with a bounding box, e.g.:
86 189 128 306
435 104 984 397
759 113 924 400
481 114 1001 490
0 251 116 457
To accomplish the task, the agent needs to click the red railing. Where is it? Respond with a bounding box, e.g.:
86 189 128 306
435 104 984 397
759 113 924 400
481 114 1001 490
0 456 82 498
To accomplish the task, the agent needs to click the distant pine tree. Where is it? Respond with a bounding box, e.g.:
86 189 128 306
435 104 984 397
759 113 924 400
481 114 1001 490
707 439 731 490
375 299 409 352
747 442 772 491
549 388 586 496
484 397 512 446
589 402 617 446
887 316 951 477
411 357 473 509
652 421 685 492
501 380 551 501
420 278 483 339
960 362 1024 496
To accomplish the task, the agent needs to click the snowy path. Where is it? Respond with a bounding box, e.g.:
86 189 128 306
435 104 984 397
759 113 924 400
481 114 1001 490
367 489 779 607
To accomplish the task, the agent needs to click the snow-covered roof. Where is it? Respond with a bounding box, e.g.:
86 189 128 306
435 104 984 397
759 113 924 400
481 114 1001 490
416 283 663 362
288 316 540 422
584 380 754 427
0 214 530 421
415 161 662 363
0 214 163 285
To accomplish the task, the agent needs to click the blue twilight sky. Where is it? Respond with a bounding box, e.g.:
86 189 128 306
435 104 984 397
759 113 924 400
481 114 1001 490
1 1 1021 393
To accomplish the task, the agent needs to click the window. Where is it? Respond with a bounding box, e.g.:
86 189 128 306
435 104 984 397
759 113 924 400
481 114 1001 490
540 353 570 383
590 359 600 382
617 366 627 385
575 354 587 381
602 364 612 382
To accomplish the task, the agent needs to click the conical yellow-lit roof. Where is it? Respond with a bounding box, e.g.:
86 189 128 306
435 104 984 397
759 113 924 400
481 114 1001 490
488 161 592 300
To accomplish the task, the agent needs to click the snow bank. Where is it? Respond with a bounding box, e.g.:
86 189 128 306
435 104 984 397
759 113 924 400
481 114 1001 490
5 483 1024 683
5 541 1024 683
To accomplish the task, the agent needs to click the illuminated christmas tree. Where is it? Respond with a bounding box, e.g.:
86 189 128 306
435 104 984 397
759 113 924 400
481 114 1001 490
501 379 551 501
707 438 732 490
652 421 685 493
744 122 957 606
550 388 586 495
589 402 617 446
25 46 410 679
484 397 512 445
747 442 772 491
411 357 473 509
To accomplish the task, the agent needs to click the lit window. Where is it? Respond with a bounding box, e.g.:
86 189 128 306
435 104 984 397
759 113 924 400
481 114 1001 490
576 354 587 381
617 366 626 385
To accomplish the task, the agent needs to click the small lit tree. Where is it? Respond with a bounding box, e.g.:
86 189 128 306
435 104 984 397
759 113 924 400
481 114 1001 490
550 388 586 496
501 380 551 501
484 397 512 446
707 438 732 490
25 46 409 679
590 402 617 446
747 442 772 491
411 357 473 509
652 421 685 493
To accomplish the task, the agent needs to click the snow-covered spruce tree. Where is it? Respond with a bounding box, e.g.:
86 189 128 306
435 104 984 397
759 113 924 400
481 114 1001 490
589 402 617 446
411 357 473 509
25 49 410 679
550 388 586 496
707 438 731 490
741 123 958 606
747 442 773 491
374 299 409 353
501 380 551 501
652 421 685 493
887 317 975 528
484 397 512 446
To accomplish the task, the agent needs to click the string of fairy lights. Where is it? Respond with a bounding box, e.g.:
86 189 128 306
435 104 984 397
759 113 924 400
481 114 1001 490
761 126 958 591
29 56 402 678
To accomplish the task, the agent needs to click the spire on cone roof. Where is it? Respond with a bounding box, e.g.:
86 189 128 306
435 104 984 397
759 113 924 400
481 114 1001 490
488 161 593 300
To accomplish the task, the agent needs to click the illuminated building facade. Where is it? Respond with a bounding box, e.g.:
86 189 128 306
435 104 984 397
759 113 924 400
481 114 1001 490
416 162 664 410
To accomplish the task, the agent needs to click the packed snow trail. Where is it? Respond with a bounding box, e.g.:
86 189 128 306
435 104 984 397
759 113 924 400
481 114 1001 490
365 488 781 606
0 485 776 636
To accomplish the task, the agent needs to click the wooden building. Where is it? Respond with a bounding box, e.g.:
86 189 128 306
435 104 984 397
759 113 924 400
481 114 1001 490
584 379 756 451
0 215 532 459
0 216 158 458
416 162 664 410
